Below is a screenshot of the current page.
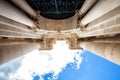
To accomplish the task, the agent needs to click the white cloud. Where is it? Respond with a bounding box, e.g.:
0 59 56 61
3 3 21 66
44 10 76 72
0 41 83 80
0 56 23 80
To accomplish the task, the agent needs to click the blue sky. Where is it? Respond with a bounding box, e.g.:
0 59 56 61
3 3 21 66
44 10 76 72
57 50 120 80
0 41 120 80
38 50 120 80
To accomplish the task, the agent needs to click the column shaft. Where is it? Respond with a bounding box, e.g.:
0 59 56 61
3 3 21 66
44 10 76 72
0 29 40 39
80 42 120 65
80 0 97 15
0 15 32 31
0 43 40 64
81 0 120 25
79 9 120 37
0 39 31 45
87 6 120 29
92 37 120 43
11 0 37 18
0 0 34 27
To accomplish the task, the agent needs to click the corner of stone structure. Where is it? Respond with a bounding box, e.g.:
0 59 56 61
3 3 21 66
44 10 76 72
39 37 56 50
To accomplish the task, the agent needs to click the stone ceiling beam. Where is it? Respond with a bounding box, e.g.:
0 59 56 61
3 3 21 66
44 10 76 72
0 21 34 34
0 15 32 31
0 29 41 39
0 39 36 45
92 37 120 43
79 12 120 37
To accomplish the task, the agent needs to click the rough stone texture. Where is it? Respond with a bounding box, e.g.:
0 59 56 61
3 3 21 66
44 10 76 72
0 43 40 64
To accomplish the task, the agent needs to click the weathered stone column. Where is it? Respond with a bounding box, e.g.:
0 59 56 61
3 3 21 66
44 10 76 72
0 39 30 45
0 43 40 64
0 22 40 39
80 0 97 15
0 0 34 27
11 0 37 18
81 0 120 25
92 37 120 43
79 42 120 65
79 6 120 38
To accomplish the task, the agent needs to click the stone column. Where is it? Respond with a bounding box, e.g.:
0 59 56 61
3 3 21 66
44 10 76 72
92 37 120 43
79 6 120 38
80 0 97 15
79 42 120 65
11 0 37 18
0 15 41 39
81 0 120 25
0 43 40 64
0 0 34 27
